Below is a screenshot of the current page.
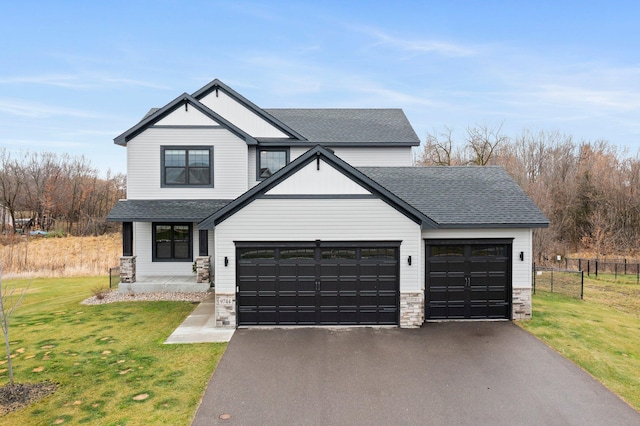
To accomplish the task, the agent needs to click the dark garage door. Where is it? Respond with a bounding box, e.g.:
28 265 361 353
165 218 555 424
425 240 512 320
236 242 399 326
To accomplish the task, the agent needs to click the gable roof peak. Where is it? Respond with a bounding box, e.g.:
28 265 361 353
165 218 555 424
113 91 257 146
192 78 306 141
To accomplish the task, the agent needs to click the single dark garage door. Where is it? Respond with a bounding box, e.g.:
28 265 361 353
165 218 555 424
236 242 400 326
425 240 512 320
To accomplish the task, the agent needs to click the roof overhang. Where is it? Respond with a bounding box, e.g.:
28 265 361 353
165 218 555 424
107 199 232 222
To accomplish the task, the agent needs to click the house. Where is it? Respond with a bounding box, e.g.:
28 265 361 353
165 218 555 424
107 79 549 328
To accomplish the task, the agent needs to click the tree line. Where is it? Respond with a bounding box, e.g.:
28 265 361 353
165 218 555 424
417 125 640 260
0 150 125 236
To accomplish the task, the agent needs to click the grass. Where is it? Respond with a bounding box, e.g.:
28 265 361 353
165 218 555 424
1 276 225 425
520 274 640 411
0 234 120 278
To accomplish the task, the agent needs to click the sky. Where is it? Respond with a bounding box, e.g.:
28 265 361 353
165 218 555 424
1 1 639 175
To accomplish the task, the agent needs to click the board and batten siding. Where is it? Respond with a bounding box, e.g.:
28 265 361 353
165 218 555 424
214 198 422 294
155 106 219 126
199 90 288 138
266 161 370 195
421 228 533 289
126 128 248 199
133 222 212 276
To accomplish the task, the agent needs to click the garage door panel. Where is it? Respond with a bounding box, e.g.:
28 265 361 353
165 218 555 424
426 242 511 320
237 243 399 326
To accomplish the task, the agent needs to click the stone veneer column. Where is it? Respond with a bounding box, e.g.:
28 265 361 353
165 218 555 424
195 256 211 284
215 294 236 327
512 288 532 320
120 256 136 283
400 292 424 328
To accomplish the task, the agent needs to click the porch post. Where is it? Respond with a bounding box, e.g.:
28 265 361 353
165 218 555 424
122 222 133 257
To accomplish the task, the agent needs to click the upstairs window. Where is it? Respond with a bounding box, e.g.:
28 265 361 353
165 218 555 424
153 223 192 261
161 146 213 187
257 148 289 180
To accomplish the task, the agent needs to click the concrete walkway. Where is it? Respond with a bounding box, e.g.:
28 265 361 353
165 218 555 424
164 292 235 344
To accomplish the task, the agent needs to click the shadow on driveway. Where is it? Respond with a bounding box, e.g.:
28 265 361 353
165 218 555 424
192 322 639 425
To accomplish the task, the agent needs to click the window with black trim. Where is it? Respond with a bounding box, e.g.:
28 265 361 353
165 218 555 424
153 223 192 261
161 146 213 187
257 148 289 180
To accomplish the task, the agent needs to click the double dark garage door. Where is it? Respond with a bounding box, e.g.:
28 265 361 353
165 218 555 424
236 242 399 326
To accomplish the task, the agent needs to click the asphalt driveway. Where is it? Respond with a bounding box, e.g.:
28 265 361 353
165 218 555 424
192 322 639 425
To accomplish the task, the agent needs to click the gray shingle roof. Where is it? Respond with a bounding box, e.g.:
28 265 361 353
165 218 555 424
358 166 549 228
107 199 232 222
264 109 420 145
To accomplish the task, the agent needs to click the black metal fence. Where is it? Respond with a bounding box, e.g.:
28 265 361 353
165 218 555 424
109 266 120 289
533 264 584 299
565 258 640 283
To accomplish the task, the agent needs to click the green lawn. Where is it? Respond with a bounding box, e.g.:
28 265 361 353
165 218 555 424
1 277 226 425
520 275 640 411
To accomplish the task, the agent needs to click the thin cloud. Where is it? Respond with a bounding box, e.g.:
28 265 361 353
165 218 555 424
0 74 171 90
350 25 477 57
535 84 640 111
0 98 105 119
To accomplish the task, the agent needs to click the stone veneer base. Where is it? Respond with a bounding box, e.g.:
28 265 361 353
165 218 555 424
215 293 236 327
400 292 424 328
512 288 532 320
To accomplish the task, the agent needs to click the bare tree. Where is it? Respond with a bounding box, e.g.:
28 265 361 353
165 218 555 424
465 123 508 165
0 150 24 233
417 126 459 166
0 269 28 386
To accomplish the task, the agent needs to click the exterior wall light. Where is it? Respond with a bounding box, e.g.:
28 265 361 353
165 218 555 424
224 256 229 267
519 251 524 261
408 255 412 265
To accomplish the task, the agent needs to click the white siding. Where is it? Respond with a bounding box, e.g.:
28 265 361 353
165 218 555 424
155 106 219 126
245 146 414 188
134 222 200 276
288 146 413 167
421 228 533 289
266 160 370 195
248 146 257 187
215 198 422 294
199 90 288 138
126 128 248 199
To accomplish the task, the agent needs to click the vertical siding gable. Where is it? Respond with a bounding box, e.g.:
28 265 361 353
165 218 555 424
265 159 371 195
200 90 289 138
154 105 220 126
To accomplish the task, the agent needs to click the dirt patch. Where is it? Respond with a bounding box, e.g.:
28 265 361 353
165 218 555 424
0 381 56 416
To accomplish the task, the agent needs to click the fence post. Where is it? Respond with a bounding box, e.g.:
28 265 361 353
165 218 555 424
565 258 568 269
624 258 627 275
550 269 554 293
580 271 584 300
615 263 617 280
595 260 598 277
532 262 536 295
587 260 590 277
578 258 582 271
